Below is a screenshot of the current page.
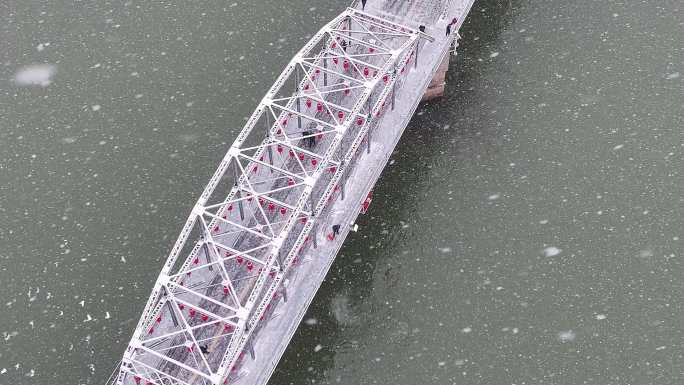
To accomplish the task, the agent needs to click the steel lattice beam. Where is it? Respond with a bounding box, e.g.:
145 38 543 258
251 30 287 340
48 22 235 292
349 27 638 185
112 7 426 385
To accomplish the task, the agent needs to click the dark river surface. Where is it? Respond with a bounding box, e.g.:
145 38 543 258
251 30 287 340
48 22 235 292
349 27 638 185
1 0 682 384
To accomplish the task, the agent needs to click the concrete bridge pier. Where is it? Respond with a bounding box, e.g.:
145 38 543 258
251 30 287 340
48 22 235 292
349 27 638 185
422 53 450 101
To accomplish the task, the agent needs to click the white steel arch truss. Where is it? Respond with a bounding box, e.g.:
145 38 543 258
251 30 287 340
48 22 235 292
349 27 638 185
112 7 429 385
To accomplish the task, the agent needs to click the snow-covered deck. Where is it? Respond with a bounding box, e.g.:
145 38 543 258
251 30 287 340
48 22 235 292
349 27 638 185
238 2 475 384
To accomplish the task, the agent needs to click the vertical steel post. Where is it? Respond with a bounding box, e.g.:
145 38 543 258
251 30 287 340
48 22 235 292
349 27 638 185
233 161 245 221
281 286 288 303
312 222 318 249
267 145 274 173
339 159 346 200
310 193 318 249
202 241 213 271
248 339 256 360
367 127 371 154
415 41 420 68
266 107 274 173
236 189 245 221
166 301 179 327
391 70 396 111
323 57 328 86
232 160 241 184
277 248 286 269
164 291 179 327
295 70 302 129
238 195 245 221
265 110 271 138
366 98 372 155
367 92 373 112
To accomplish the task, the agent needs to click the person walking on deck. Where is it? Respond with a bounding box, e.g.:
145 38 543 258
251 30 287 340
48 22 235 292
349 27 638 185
446 17 458 36
361 0 367 10
302 130 316 148
331 224 341 239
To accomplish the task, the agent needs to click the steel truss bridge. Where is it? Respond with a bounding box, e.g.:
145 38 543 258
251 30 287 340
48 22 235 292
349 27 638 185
108 1 474 384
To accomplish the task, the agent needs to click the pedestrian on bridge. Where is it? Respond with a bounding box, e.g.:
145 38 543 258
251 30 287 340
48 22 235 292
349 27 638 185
361 0 367 10
302 130 316 148
332 224 341 239
446 17 458 36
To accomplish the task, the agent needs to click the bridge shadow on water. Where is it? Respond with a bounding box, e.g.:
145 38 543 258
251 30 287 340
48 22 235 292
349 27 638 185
269 0 520 383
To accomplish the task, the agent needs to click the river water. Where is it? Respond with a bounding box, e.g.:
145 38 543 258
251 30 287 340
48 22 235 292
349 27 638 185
1 0 682 384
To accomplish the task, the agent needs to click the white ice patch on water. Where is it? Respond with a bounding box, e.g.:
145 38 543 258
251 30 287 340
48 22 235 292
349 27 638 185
639 249 654 258
543 246 561 257
14 64 56 86
178 134 198 143
4 331 18 342
330 294 355 325
557 330 576 343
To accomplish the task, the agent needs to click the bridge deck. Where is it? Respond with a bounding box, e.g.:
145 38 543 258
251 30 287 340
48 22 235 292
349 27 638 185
109 1 474 384
240 2 475 384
